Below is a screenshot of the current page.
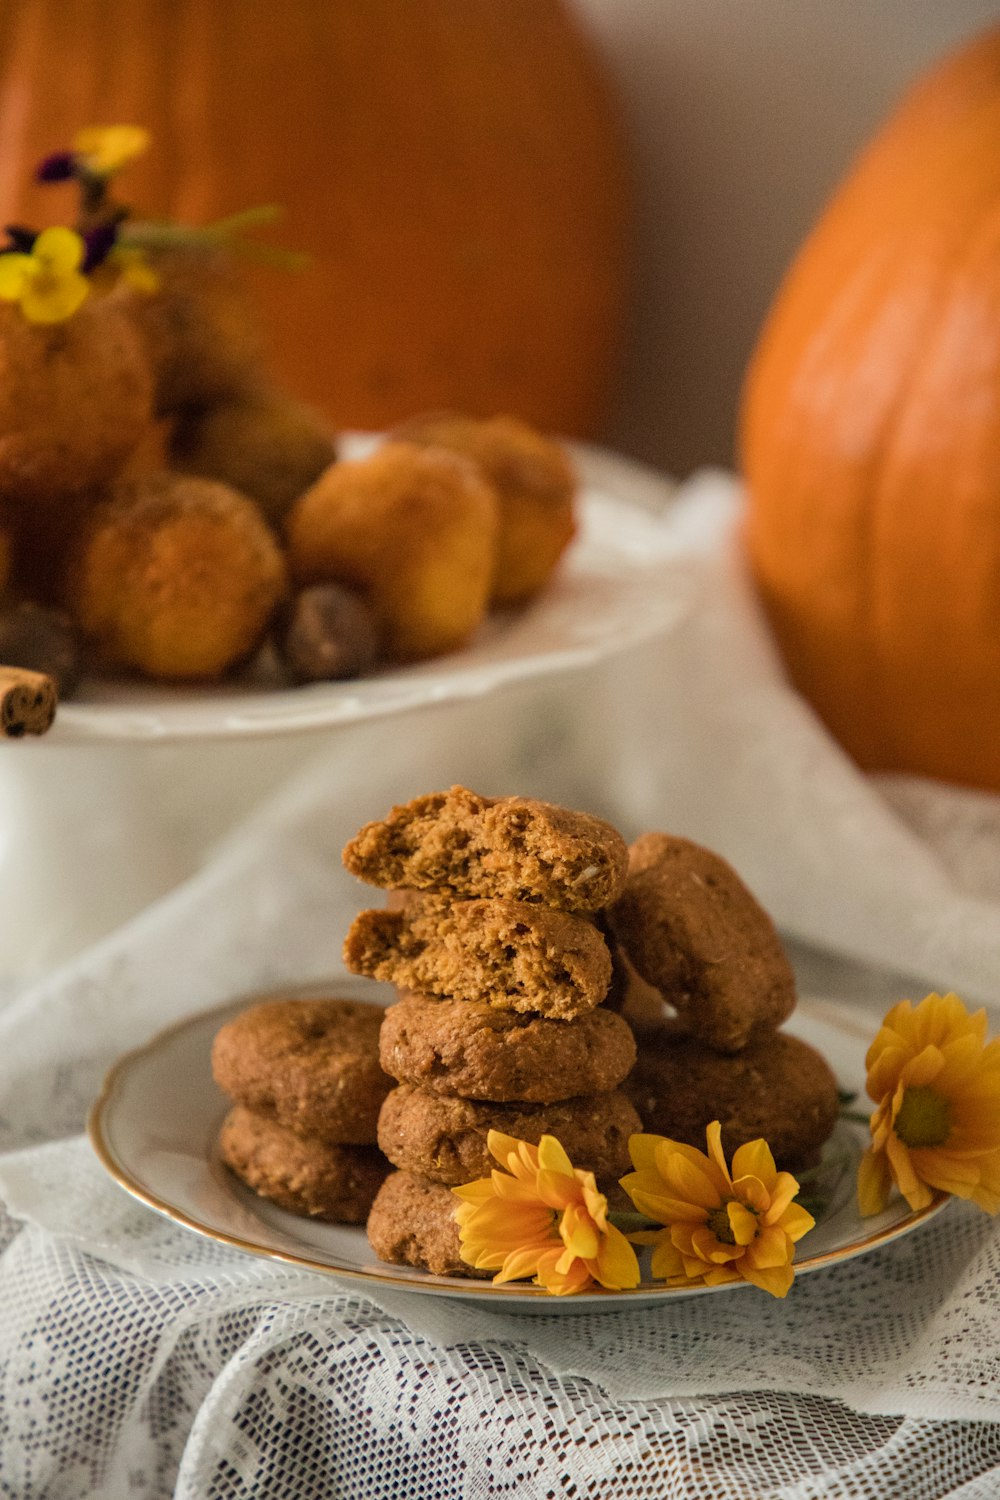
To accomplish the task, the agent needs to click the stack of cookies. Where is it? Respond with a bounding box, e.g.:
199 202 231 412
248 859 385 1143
211 995 394 1223
605 833 839 1172
341 786 642 1277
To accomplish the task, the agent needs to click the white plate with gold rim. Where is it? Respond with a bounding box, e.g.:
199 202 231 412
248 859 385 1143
87 986 949 1312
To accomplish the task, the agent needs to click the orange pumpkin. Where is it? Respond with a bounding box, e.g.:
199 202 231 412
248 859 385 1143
0 0 629 438
741 25 1000 792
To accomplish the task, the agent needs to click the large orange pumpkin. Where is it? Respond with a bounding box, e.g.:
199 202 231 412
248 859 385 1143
0 0 629 437
741 25 1000 792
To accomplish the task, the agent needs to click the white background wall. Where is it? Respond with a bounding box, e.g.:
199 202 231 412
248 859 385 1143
574 0 1000 474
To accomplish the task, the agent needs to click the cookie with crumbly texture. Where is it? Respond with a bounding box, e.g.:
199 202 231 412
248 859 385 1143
378 1083 640 1184
379 994 636 1102
606 833 796 1053
211 996 392 1144
219 1106 389 1222
367 1169 489 1278
343 785 628 913
344 894 611 1019
627 1024 839 1172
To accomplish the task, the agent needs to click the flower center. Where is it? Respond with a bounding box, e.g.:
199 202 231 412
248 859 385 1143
707 1203 738 1244
894 1086 951 1148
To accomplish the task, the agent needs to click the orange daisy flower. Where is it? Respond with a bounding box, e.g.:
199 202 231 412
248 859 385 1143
858 992 1000 1217
452 1131 641 1296
620 1121 814 1298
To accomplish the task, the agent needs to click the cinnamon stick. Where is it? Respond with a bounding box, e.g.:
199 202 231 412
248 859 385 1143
0 665 57 737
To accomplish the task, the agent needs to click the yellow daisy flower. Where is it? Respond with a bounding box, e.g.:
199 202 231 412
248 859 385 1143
452 1131 641 1295
858 992 1000 1217
73 125 150 177
0 227 89 324
620 1122 815 1299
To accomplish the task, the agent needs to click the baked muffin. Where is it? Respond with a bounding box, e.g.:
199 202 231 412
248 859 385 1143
287 441 497 661
67 471 286 681
171 387 336 528
392 412 576 604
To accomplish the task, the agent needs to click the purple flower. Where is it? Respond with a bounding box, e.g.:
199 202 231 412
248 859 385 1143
2 225 38 253
35 151 78 184
81 220 118 272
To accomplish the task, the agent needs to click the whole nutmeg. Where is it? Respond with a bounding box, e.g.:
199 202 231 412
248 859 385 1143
0 600 83 697
275 584 382 683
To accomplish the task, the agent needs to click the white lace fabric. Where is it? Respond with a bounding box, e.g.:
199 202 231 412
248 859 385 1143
2 460 1000 1497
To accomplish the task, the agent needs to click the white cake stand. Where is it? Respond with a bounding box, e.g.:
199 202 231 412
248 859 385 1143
0 447 687 979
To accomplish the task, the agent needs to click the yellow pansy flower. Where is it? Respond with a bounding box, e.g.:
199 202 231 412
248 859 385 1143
453 1131 641 1296
0 227 90 324
620 1121 815 1299
73 125 150 177
858 992 1000 1217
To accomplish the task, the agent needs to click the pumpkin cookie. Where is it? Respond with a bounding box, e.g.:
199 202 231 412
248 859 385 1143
343 785 628 913
344 893 611 1019
392 412 577 605
379 994 636 1102
67 472 287 682
287 441 497 661
377 1083 640 1185
627 1024 839 1172
366 1169 487 1278
219 1106 389 1222
211 996 392 1144
606 833 796 1052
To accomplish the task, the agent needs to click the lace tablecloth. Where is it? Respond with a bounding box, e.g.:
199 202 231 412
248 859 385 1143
2 462 1000 1498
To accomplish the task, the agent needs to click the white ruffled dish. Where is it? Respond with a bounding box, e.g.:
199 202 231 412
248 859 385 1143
53 444 690 744
88 985 948 1313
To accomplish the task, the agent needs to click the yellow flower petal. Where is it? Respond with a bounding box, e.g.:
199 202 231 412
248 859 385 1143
536 1134 576 1179
20 270 89 324
73 124 150 174
886 1133 935 1211
0 253 33 300
743 1261 795 1298
494 1245 548 1283
857 1144 892 1216
731 1138 778 1187
705 1121 733 1186
452 1178 494 1205
649 1234 687 1280
628 1133 668 1173
777 1203 816 1242
761 1171 801 1223
560 1203 600 1261
900 1044 946 1090
743 1225 791 1270
592 1223 641 1290
619 1176 709 1225
726 1201 759 1247
32 226 84 274
731 1173 770 1214
663 1152 726 1211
